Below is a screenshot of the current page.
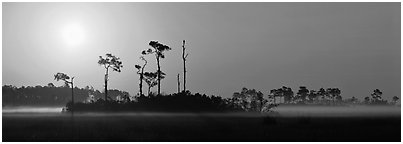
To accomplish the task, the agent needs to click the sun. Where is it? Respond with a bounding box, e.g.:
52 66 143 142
62 23 85 46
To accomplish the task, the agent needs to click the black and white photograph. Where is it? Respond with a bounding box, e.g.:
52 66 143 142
2 1 401 142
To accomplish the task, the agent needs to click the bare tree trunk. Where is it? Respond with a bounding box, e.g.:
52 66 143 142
139 68 145 97
139 58 147 97
156 57 161 96
105 68 109 101
177 73 180 93
182 40 188 92
139 74 142 96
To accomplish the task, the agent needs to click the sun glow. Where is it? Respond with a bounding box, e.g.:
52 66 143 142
62 23 85 46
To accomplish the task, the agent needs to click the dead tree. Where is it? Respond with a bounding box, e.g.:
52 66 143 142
177 73 180 93
182 40 189 92
135 56 147 96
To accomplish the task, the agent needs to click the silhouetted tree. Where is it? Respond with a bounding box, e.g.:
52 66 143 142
282 86 294 103
327 88 341 105
392 96 399 105
370 89 387 104
182 40 189 92
317 88 326 102
296 86 309 103
143 71 166 96
308 90 317 103
54 72 74 105
269 89 279 104
270 88 287 104
371 89 382 101
334 88 341 102
233 87 267 112
135 56 147 96
326 88 332 103
98 53 123 101
142 41 172 95
257 92 268 112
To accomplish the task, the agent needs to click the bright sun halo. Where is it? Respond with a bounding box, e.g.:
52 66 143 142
62 23 85 46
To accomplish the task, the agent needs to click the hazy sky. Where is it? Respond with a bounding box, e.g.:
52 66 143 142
3 3 400 100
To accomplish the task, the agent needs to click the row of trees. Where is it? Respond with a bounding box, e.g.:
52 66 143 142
268 86 342 104
69 86 399 113
68 91 247 112
4 82 399 112
2 84 129 106
264 86 399 105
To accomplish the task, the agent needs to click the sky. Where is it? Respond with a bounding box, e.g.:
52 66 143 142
2 2 400 100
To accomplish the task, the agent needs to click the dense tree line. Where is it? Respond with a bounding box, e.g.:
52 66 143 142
2 84 129 107
68 91 246 112
266 86 398 105
67 86 399 112
66 88 278 112
2 83 399 112
2 84 277 112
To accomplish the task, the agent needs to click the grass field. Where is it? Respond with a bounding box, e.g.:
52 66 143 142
2 111 400 142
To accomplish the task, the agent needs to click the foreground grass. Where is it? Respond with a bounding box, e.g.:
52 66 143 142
3 112 400 142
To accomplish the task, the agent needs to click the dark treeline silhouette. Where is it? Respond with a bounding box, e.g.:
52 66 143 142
2 83 399 112
68 91 246 112
267 86 398 106
67 87 280 112
2 84 276 112
2 84 129 107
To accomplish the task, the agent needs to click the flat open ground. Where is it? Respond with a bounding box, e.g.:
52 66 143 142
3 111 400 142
